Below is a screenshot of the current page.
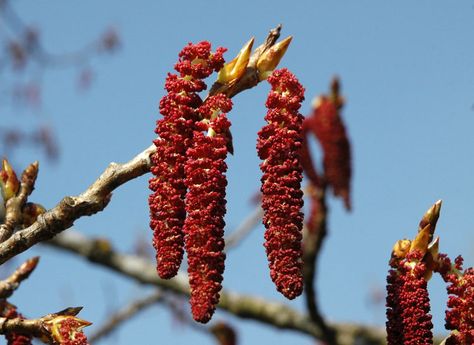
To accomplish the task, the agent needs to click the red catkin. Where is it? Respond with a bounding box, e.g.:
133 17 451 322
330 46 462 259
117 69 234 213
55 318 90 345
386 251 433 345
184 94 232 323
3 307 32 345
436 254 474 345
307 94 352 210
300 118 320 187
149 42 225 279
386 261 404 345
257 68 305 299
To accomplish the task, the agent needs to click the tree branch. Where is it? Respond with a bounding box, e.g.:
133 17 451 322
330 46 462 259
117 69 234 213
0 144 155 265
302 185 335 344
0 257 39 299
46 230 388 345
0 161 39 242
89 291 163 343
0 305 89 343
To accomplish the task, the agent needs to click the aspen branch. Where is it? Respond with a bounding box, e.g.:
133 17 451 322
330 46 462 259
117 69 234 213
0 161 39 242
46 230 388 345
0 306 88 343
0 316 45 338
302 185 335 344
0 257 39 299
89 291 164 343
0 144 155 265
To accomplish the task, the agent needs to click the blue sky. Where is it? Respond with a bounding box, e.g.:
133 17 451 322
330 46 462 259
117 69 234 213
3 1 474 344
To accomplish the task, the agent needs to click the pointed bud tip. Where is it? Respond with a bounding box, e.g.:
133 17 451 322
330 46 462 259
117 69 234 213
0 158 20 200
256 36 293 81
27 256 40 267
418 200 442 238
410 224 431 255
429 200 442 217
217 37 254 84
331 75 339 91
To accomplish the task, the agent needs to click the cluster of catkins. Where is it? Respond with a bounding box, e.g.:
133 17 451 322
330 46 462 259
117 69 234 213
386 201 474 345
148 41 306 322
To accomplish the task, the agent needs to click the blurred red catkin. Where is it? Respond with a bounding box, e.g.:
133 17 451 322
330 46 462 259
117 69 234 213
184 94 232 323
257 68 305 299
306 78 352 210
299 119 320 187
148 42 226 279
436 254 474 344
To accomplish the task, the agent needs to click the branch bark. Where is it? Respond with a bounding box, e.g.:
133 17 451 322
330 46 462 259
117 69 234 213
0 161 39 242
0 145 155 265
0 257 39 299
302 185 335 344
0 305 88 343
89 291 163 343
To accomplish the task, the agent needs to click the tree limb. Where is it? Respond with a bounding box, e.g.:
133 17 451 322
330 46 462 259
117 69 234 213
89 291 163 343
0 256 39 299
0 305 89 343
0 144 155 265
302 185 335 344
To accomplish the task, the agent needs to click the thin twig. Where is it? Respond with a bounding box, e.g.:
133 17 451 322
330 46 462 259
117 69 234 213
89 291 163 343
0 257 39 299
0 144 155 265
224 206 263 252
302 185 336 344
0 305 87 342
0 161 38 242
46 230 388 345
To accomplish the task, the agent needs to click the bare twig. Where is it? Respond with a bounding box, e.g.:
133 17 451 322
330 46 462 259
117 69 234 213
302 185 336 344
0 161 39 242
46 230 388 345
90 291 163 343
224 206 263 252
0 145 155 265
0 305 88 342
0 257 39 299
